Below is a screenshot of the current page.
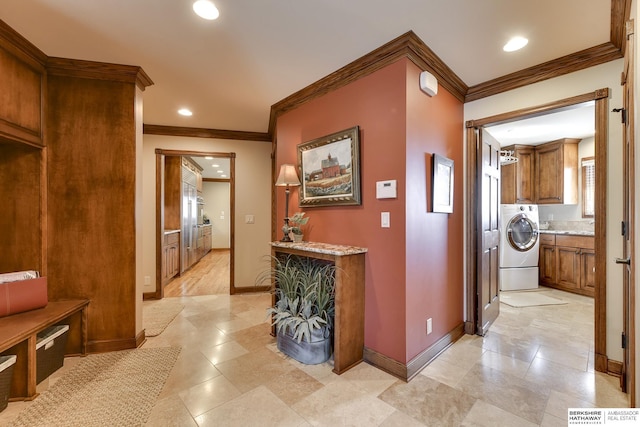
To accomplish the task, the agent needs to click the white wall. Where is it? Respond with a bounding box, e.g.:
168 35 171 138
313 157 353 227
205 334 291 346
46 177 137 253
142 134 272 292
201 181 231 248
464 59 625 362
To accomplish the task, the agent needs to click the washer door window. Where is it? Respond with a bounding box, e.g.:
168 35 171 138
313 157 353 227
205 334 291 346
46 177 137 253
506 214 539 252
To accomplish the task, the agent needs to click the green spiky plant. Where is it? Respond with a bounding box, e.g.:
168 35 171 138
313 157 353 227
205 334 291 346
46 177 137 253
257 255 336 343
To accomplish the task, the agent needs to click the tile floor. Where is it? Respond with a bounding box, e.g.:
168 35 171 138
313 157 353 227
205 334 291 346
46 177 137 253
0 288 629 426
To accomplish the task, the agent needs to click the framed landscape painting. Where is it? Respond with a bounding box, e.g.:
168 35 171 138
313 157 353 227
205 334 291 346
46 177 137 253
297 126 361 207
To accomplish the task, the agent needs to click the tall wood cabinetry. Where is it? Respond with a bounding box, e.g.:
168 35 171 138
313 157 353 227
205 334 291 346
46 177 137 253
0 19 153 354
0 24 47 276
500 139 579 205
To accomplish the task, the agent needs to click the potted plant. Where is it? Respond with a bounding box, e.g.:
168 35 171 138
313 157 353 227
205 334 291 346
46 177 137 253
288 212 309 242
257 255 335 364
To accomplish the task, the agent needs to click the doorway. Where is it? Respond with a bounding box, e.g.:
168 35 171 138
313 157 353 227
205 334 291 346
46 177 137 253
465 89 610 373
152 149 236 298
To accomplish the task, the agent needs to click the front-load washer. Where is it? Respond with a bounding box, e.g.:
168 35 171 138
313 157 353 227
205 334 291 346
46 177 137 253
499 204 540 291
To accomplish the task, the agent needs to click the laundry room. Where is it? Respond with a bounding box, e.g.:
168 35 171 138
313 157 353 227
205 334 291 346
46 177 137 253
487 100 597 297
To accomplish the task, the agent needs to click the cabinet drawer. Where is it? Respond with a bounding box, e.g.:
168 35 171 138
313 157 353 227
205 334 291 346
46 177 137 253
555 235 594 249
203 226 212 236
164 232 179 246
539 234 555 245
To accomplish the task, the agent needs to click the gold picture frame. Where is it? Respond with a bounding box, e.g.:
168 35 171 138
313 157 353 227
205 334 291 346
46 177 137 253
297 126 361 207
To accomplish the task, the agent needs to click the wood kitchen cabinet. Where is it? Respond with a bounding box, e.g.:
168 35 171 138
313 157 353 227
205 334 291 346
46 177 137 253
203 225 212 254
162 231 180 285
501 145 535 204
538 233 594 297
534 138 579 204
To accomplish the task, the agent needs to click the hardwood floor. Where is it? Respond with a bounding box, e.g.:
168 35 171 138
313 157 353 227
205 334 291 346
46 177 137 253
164 249 230 297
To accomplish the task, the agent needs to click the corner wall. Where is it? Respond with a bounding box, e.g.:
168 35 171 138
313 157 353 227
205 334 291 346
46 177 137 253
275 58 465 365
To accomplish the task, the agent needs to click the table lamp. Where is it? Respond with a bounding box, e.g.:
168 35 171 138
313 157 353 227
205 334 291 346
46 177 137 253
275 164 301 241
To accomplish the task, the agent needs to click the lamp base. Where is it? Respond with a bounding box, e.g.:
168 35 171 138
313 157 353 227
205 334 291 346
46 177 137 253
281 218 292 242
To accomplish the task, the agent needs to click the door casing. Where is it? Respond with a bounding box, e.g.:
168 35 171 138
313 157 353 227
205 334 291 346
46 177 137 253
465 89 610 373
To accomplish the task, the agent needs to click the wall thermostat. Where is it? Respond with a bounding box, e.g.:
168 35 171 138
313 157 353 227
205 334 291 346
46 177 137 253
376 180 397 199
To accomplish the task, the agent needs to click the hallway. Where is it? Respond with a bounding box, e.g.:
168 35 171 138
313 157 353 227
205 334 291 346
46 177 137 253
0 284 628 425
164 249 230 297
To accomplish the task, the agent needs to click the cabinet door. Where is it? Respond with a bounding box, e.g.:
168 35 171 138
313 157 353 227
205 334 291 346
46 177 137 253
539 244 556 284
580 249 596 292
535 143 563 204
162 245 170 282
556 246 580 289
515 147 535 203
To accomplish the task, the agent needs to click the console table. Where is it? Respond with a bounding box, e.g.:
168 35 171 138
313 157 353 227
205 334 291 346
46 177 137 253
270 241 367 374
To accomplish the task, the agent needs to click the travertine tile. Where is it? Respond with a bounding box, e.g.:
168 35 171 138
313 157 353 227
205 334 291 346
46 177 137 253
1 278 630 427
457 364 549 424
378 375 476 426
195 386 307 426
461 399 538 427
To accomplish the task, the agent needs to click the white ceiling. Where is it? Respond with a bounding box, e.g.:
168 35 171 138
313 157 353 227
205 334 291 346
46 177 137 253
486 101 596 147
0 0 612 133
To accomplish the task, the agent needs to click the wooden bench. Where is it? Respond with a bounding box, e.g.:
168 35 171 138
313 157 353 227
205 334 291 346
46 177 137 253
0 299 89 400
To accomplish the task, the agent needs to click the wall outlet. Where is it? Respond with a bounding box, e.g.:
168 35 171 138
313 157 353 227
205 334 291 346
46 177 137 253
144 276 151 285
426 318 433 335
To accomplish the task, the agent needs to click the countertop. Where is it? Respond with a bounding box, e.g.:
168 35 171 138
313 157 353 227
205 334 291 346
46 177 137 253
271 241 368 256
539 230 594 236
164 229 180 235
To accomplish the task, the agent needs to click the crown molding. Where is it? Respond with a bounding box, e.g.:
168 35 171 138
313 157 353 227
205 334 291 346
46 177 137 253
144 124 271 142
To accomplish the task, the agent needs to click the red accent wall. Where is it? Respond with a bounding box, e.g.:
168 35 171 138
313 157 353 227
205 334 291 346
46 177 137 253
275 58 464 364
405 62 465 361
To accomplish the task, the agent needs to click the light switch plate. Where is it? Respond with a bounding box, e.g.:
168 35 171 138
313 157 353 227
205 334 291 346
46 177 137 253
381 212 390 228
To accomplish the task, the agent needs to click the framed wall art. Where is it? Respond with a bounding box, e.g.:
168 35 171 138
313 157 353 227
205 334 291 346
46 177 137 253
432 153 454 213
297 126 361 207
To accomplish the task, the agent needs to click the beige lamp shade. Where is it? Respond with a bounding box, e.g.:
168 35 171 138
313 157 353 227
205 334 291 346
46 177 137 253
275 164 301 186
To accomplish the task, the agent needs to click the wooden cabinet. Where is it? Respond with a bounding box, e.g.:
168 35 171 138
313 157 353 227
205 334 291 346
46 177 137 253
538 234 556 285
538 233 594 297
162 231 180 285
501 145 535 204
502 139 579 205
0 24 46 147
203 225 212 254
534 138 579 204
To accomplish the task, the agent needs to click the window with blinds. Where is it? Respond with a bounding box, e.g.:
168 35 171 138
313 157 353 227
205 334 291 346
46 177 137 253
582 157 595 218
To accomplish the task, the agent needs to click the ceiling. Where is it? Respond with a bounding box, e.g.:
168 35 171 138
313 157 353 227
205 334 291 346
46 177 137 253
0 0 614 134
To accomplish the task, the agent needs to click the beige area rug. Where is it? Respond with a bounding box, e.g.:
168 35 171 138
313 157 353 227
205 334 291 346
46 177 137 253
9 347 180 427
143 299 184 337
500 291 568 307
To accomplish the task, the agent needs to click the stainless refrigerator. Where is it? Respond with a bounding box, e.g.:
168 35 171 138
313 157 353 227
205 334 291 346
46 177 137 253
181 167 198 273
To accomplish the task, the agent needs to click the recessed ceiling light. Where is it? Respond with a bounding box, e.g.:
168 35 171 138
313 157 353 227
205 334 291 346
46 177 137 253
220 174 227 178
503 36 528 52
217 170 224 173
193 0 219 20
205 156 214 160
212 163 219 167
178 108 193 116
